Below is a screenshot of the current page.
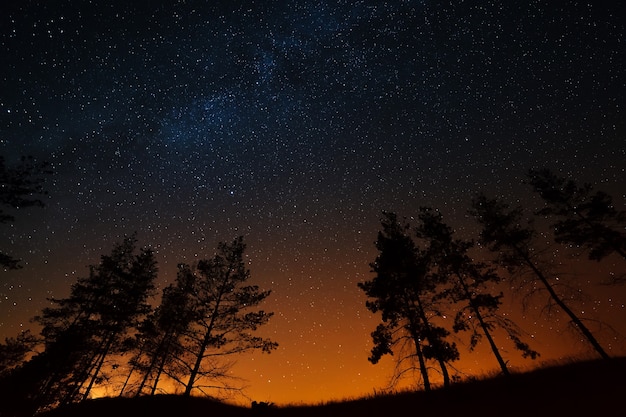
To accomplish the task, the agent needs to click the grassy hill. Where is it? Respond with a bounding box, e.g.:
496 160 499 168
40 357 625 417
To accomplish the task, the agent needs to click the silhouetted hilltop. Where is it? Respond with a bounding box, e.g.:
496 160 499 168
40 357 625 417
39 395 250 417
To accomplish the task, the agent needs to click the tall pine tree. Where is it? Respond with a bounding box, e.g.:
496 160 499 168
128 264 197 396
359 212 459 391
30 235 157 410
415 207 538 376
179 237 278 397
470 194 610 360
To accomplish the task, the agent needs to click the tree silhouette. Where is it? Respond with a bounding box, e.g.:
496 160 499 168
359 212 459 391
127 264 197 397
0 330 38 378
0 155 51 270
179 237 278 397
527 168 626 263
470 194 610 360
28 235 157 411
414 207 538 376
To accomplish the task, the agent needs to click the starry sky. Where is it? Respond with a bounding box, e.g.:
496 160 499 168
1 0 625 406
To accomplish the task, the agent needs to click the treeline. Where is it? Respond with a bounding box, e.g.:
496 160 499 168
0 168 624 416
0 237 278 417
359 169 625 390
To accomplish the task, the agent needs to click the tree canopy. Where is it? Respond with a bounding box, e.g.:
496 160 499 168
0 155 52 270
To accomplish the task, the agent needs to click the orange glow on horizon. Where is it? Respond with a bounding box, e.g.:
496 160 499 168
3 220 626 407
78 249 626 407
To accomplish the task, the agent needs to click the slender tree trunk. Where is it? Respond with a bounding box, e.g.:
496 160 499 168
82 350 106 400
61 346 103 405
408 319 431 392
150 346 171 395
184 321 215 395
135 334 170 397
474 305 509 375
436 355 450 387
37 366 65 409
57 308 104 405
415 296 450 388
184 272 231 396
457 273 510 376
413 335 431 391
516 246 610 360
149 329 181 396
61 350 104 405
134 361 153 397
119 363 136 397
82 334 116 401
122 336 157 397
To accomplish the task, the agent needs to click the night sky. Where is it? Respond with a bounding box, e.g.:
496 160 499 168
1 0 625 405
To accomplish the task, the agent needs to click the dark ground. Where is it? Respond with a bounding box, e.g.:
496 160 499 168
39 357 626 417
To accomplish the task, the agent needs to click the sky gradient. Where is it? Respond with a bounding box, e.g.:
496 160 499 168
1 0 625 405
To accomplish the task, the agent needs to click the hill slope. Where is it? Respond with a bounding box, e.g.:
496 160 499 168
41 357 625 417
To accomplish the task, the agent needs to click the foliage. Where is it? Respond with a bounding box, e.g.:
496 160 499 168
180 236 278 397
22 235 157 412
2 166 623 415
0 235 279 416
359 212 459 391
527 168 626 262
469 193 610 360
128 264 198 396
0 155 52 270
415 207 538 372
0 330 38 377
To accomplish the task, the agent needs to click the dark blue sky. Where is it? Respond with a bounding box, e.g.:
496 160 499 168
1 0 625 404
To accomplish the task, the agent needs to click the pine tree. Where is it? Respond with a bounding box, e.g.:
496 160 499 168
528 168 626 263
470 194 610 360
358 212 459 391
0 330 38 377
415 207 538 376
0 155 51 270
129 264 197 396
180 237 278 397
30 235 157 410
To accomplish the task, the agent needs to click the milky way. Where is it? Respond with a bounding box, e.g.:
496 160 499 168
1 1 625 404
